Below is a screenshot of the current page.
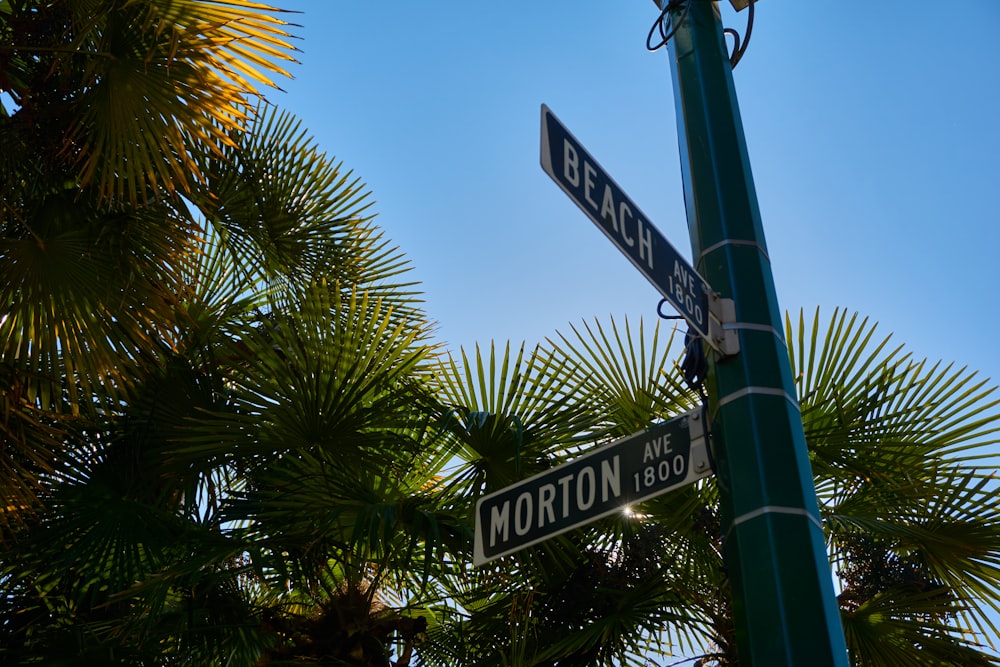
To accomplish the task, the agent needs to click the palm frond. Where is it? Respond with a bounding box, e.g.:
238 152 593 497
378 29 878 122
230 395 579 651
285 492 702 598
542 315 695 437
192 101 426 322
0 192 200 414
842 586 1000 667
57 0 300 202
0 365 68 537
430 340 598 498
791 308 1000 661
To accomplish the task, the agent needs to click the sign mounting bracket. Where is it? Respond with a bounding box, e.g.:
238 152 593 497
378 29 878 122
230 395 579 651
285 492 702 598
709 295 740 357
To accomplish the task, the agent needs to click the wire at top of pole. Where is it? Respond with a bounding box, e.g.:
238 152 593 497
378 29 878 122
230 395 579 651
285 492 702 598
646 0 690 52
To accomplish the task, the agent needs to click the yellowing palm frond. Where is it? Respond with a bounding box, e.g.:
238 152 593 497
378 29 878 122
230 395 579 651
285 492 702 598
56 0 300 203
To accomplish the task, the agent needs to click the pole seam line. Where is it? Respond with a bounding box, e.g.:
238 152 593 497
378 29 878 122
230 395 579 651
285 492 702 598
699 238 770 263
717 386 799 409
726 505 824 538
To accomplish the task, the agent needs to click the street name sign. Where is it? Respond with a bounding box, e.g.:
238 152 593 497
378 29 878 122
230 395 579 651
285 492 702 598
473 409 712 566
540 104 737 355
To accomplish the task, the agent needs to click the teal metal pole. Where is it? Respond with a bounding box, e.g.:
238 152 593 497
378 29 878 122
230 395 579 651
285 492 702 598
662 2 849 664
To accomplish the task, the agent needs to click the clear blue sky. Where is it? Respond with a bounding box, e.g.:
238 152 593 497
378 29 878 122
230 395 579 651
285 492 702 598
274 1 1000 387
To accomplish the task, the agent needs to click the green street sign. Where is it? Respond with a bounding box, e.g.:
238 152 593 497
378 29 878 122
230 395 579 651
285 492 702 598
540 104 737 356
474 409 711 565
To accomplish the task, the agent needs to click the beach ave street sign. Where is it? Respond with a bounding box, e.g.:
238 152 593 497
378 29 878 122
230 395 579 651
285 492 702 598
540 104 737 355
539 104 709 336
474 409 712 566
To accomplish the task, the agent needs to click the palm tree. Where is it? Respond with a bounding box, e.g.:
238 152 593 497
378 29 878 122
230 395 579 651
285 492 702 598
0 0 302 534
0 0 300 204
793 309 1000 666
0 91 448 663
4 3 999 666
1 2 459 663
412 310 999 667
414 323 724 666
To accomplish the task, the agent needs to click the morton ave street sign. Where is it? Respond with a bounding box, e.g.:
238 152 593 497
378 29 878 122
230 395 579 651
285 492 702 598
540 104 737 355
474 409 712 565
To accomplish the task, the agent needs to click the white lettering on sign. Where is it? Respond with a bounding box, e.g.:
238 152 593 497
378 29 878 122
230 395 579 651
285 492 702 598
564 141 580 187
633 428 686 495
601 188 624 243
558 473 573 519
602 186 633 247
632 454 687 494
487 456 622 548
673 260 696 293
642 432 674 463
637 220 653 270
667 259 705 328
560 138 655 272
515 491 533 536
490 503 509 548
601 457 621 502
577 467 595 510
538 483 556 526
584 162 598 209
618 201 632 236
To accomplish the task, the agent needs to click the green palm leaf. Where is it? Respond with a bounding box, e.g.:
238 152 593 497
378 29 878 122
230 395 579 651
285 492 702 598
791 308 1000 662
842 586 998 666
542 316 696 436
192 101 425 321
0 191 199 416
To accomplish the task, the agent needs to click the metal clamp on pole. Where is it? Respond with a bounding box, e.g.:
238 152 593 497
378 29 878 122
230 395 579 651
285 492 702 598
687 407 713 475
708 295 739 357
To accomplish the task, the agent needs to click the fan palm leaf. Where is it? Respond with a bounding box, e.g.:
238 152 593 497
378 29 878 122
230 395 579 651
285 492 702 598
1 0 299 203
0 193 197 407
542 315 696 436
530 316 722 662
191 101 425 322
161 280 455 663
430 340 598 498
791 308 1000 663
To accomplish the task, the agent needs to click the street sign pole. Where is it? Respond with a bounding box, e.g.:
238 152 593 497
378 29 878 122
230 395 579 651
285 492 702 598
661 1 849 665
